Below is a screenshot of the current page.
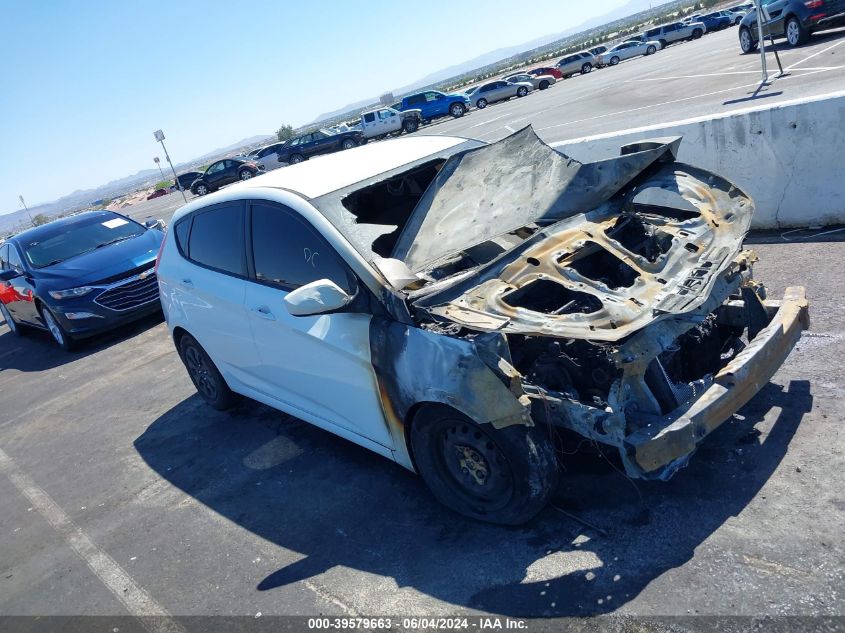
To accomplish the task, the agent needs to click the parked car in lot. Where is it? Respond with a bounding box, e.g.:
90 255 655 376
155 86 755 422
469 80 533 109
588 45 608 57
728 3 754 24
556 51 596 77
528 66 563 79
699 11 733 31
596 39 659 66
503 72 556 90
250 143 287 171
191 158 263 195
156 130 808 524
739 0 845 52
0 211 164 350
173 171 203 192
642 20 705 47
360 107 422 139
146 188 169 201
276 129 363 165
397 90 469 121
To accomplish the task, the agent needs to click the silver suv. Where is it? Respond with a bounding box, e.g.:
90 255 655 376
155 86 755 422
556 51 596 78
643 20 705 47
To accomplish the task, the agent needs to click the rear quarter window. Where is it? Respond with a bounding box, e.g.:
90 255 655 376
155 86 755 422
186 204 245 276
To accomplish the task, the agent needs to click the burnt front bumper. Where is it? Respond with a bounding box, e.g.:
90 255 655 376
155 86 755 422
624 286 809 478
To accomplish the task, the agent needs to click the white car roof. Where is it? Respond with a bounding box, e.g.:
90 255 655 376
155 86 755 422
230 134 466 199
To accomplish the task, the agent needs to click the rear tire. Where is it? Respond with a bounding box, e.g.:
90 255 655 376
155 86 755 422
785 16 809 47
581 62 593 74
341 138 356 150
659 39 668 49
409 404 559 525
0 302 24 337
179 334 237 410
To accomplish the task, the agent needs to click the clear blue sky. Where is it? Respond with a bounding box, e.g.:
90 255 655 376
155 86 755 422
0 0 632 211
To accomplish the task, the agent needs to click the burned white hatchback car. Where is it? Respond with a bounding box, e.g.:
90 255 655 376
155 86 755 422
158 128 808 525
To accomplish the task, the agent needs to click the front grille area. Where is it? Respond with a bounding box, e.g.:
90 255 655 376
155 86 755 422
94 271 159 311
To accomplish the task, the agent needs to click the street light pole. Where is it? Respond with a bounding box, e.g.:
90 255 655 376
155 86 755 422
153 130 188 203
754 0 769 83
153 156 165 181
18 195 34 226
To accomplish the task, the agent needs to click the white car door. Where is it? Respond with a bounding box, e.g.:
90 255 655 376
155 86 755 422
242 200 392 448
377 109 401 134
174 202 256 382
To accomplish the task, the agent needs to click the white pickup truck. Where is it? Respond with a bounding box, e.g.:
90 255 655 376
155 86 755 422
360 107 423 140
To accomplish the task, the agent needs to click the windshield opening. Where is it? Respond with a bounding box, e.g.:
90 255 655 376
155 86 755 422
341 159 446 257
23 213 146 268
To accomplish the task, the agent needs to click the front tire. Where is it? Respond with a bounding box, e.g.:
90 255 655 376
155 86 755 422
409 404 559 525
610 56 620 66
41 306 75 351
739 27 758 53
238 169 253 181
647 45 656 55
538 80 550 90
691 28 703 39
785 16 809 47
449 103 466 117
289 153 304 164
179 334 237 410
402 118 419 133
193 183 209 196
476 98 488 109
659 39 668 49
516 86 528 97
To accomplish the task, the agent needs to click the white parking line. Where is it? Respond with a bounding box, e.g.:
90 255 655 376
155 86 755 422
786 38 845 70
538 78 765 131
468 113 509 128
504 125 515 133
626 70 762 81
0 447 184 633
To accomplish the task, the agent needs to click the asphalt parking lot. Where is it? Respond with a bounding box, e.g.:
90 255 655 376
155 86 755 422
2 24 845 630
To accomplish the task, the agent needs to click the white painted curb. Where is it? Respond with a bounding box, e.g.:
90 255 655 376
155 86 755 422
551 90 845 229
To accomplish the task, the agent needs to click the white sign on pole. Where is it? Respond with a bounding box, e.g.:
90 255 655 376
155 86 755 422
153 156 160 164
154 129 165 142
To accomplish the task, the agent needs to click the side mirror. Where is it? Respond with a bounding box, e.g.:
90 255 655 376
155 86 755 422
284 279 354 317
144 218 166 231
0 269 22 282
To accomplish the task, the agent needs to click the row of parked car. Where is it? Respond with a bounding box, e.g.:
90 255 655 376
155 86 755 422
166 1 845 199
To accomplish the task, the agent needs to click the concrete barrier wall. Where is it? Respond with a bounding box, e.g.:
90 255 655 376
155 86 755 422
550 90 845 229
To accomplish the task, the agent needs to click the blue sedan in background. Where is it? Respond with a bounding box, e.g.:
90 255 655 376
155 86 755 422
0 211 164 350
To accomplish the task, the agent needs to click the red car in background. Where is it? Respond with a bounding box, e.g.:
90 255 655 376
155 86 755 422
528 66 563 80
146 188 169 201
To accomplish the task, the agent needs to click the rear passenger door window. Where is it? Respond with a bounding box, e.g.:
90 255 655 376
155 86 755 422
248 202 353 293
186 203 245 276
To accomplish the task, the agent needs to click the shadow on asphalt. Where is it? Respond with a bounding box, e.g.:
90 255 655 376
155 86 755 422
134 379 811 617
0 311 164 372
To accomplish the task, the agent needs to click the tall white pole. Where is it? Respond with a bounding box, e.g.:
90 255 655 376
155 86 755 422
754 0 769 83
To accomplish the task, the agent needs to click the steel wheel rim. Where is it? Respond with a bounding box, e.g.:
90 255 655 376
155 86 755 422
0 303 16 333
43 310 64 345
343 140 354 149
184 345 218 401
291 155 302 164
787 21 799 45
477 99 486 108
240 171 252 180
435 420 514 511
197 185 207 195
741 30 751 50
